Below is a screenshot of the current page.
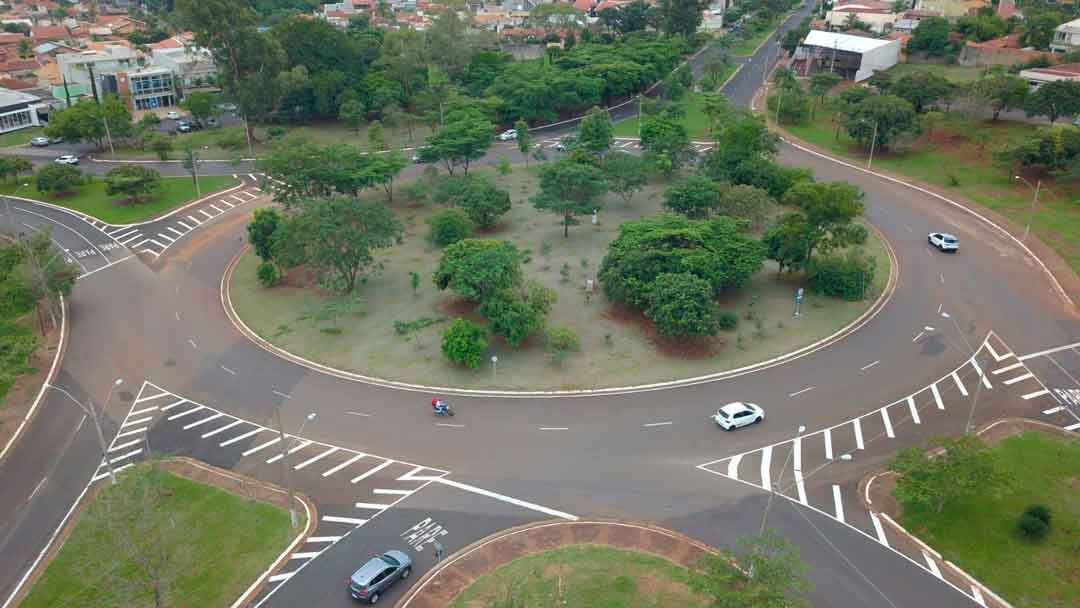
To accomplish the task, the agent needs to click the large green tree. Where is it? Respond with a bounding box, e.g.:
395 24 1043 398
433 239 522 301
890 434 1009 513
247 207 282 262
259 139 378 206
455 176 512 229
603 152 648 206
180 91 220 125
657 0 706 37
968 73 1029 121
1023 80 1080 124
104 165 162 203
844 95 918 150
531 158 608 237
691 530 813 608
646 272 720 338
35 164 83 195
717 184 774 230
889 70 953 113
907 17 951 56
663 175 721 219
420 107 493 175
781 181 865 261
640 109 695 177
577 106 614 157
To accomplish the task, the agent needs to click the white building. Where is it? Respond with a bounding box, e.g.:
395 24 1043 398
151 45 216 88
1018 63 1080 88
57 45 139 100
824 1 899 34
0 88 46 135
1051 17 1080 54
793 30 900 82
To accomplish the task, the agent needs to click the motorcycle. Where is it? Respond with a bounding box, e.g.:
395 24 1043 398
433 401 455 417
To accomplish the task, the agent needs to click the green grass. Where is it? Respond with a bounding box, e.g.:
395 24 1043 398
22 464 296 608
231 165 889 390
613 92 716 141
0 127 44 148
897 433 1080 608
730 26 776 56
784 108 1080 272
0 175 238 224
884 63 989 84
449 545 709 608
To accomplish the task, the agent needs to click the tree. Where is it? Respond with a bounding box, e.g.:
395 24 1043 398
907 17 951 56
427 208 472 246
782 181 865 261
35 164 83 195
890 434 1008 513
339 99 365 132
730 158 811 200
368 151 408 202
433 239 522 301
577 106 614 157
995 125 1080 172
968 73 1029 121
845 95 918 150
657 0 706 37
441 318 487 369
368 120 387 151
890 70 953 113
0 157 32 183
276 196 403 293
920 110 945 139
259 139 377 207
767 84 811 124
545 325 580 365
598 0 652 35
144 132 173 161
663 175 721 219
180 91 219 126
420 107 493 175
104 165 162 203
763 213 812 273
456 177 512 229
691 530 813 608
603 152 648 206
1023 80 1080 124
646 272 720 338
1019 9 1063 50
478 288 542 347
809 72 842 116
702 110 778 181
247 207 282 262
640 110 695 177
531 158 608 237
514 119 533 165
717 185 774 230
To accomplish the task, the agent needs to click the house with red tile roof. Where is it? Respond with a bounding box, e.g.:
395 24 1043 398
30 25 68 44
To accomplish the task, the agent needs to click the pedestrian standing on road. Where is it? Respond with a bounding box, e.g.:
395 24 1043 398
433 540 444 563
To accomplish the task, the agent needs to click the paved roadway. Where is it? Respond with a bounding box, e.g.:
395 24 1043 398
1 7 1079 608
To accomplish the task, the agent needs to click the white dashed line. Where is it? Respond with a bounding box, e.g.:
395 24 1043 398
824 428 833 460
832 485 845 523
788 386 814 397
201 419 244 439
1003 372 1033 385
345 411 371 417
241 436 281 457
642 421 673 427
1022 389 1050 400
188 339 198 349
952 371 968 396
221 365 236 375
906 396 921 425
322 516 368 526
880 407 895 438
272 390 291 400
727 454 741 479
295 447 338 470
870 511 889 547
852 417 864 449
354 502 393 510
539 427 569 431
930 383 944 409
759 445 772 491
265 440 311 464
221 427 264 447
322 453 366 477
350 460 393 484
860 360 879 371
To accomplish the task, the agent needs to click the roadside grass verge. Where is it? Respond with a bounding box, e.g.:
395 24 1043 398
0 127 44 148
613 91 718 141
449 545 709 608
896 432 1080 608
0 175 238 224
21 463 295 608
783 109 1080 273
883 63 988 84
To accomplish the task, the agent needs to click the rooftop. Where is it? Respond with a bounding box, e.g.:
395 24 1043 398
1057 17 1080 33
1022 63 1080 77
801 30 898 53
0 86 40 107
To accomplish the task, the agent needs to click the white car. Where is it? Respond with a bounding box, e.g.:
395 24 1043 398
30 136 50 147
928 232 958 252
497 129 517 141
712 402 765 431
165 111 181 120
54 154 79 165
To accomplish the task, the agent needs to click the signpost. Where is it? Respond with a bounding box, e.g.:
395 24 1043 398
793 287 804 318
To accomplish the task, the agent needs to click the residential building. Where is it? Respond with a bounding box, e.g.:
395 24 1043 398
151 41 216 88
958 33 1050 66
793 30 901 81
1051 17 1080 53
913 0 987 17
0 87 45 134
825 1 899 34
57 44 138 100
1019 63 1080 88
30 25 68 44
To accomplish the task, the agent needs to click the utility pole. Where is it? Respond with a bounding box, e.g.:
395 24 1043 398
274 408 298 528
867 120 878 169
1014 176 1041 242
50 379 124 485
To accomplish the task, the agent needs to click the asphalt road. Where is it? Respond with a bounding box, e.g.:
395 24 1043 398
1 7 1078 608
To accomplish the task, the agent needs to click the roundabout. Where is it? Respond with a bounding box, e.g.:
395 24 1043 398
0 23 1078 608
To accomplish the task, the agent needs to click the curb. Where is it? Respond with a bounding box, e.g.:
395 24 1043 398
0 295 67 464
220 219 898 397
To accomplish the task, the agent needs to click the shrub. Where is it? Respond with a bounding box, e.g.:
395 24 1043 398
645 272 720 338
1017 513 1049 541
267 126 286 140
497 156 512 175
216 129 246 150
807 250 876 301
546 324 580 365
717 311 738 330
1023 505 1051 525
35 163 84 195
441 318 487 369
256 261 280 287
426 208 472 246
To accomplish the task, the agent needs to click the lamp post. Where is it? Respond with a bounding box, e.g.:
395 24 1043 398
862 118 879 170
931 311 983 433
1013 175 1041 242
50 378 123 484
275 409 316 528
760 424 806 533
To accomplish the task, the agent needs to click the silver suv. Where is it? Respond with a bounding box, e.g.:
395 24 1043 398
347 550 411 604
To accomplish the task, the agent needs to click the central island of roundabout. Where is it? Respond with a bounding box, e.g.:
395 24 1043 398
226 166 894 392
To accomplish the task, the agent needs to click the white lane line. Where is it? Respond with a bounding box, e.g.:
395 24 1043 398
242 191 258 199
231 193 248 202
186 215 202 225
992 362 1023 375
1022 389 1050 400
322 453 365 477
295 447 338 470
156 233 175 243
642 421 673 427
789 386 814 397
199 209 214 219
322 516 368 526
175 312 180 321
241 436 281 457
832 485 845 523
539 427 569 431
354 502 393 510
109 448 142 464
860 360 879 371
160 399 187 412
268 573 294 583
121 415 154 428
351 460 393 484
265 440 312 464
108 439 142 453
1003 372 1033 386
881 407 895 438
435 423 465 428
952 371 968 396
201 419 244 439
115 426 147 439
134 390 171 405
222 427 264 447
141 248 160 259
824 428 833 460
727 454 742 479
345 411 371 417
118 233 144 245
985 341 1013 362
182 412 224 430
130 238 150 248
306 536 342 543
429 477 579 521
272 390 291 400
930 383 944 410
1043 406 1063 415
219 199 235 208
1065 422 1080 431
290 552 321 560
971 586 986 606
92 462 133 482
853 418 865 449
27 477 47 502
970 358 992 389
221 365 236 375
166 226 184 237
113 229 139 241
177 221 192 230
167 405 204 421
912 331 925 343
923 552 942 578
793 437 807 504
870 511 889 547
210 204 224 213
1018 340 1080 361
372 489 413 496
760 445 772 491
188 339 198 349
907 396 921 425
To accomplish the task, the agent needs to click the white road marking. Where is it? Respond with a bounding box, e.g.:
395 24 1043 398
113 229 139 241
268 573 294 583
322 516 368 526
241 436 281 457
188 339 198 349
221 427 263 447
539 427 569 431
789 386 814 397
322 453 366 477
219 199 235 208
201 419 244 439
870 511 889 547
115 426 147 439
912 331 925 343
156 233 175 243
265 440 312 464
760 445 772 491
174 312 180 321
27 477 47 503
860 360 879 371
166 226 184 237
351 460 393 484
247 173 257 180
167 405 204 421
118 233 144 245
952 371 968 396
1018 340 1080 361
971 586 986 606
134 390 171 405
345 411 371 417
429 477 579 521
824 427 833 460
109 439 142 453
306 536 342 543
642 421 673 427
1003 372 1033 385
907 396 921 425
92 462 133 482
230 194 247 203
992 362 1023 375
354 502 393 510
177 221 192 230
272 390 291 400
186 215 202 225
727 454 741 479
793 437 807 504
1022 388 1050 400
923 552 942 578
295 447 338 470
209 204 224 213
122 415 154 428
290 552 321 560
1043 406 1063 415
881 407 895 438
373 488 413 496
930 383 944 409
970 358 992 389
182 412 224 430
160 399 187 412
221 365 236 375
852 418 864 449
435 423 465 428
199 209 214 219
832 485 845 523
109 448 142 464
1066 422 1080 431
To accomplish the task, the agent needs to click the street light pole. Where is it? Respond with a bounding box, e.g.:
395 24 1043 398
50 378 123 484
1014 176 1041 242
937 312 983 434
866 120 878 170
275 409 316 528
760 424 806 533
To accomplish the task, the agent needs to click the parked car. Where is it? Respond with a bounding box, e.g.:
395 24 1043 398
49 136 63 144
219 102 238 112
54 154 79 165
30 136 49 147
497 128 517 141
928 232 959 252
176 121 192 133
165 111 181 120
712 402 765 431
347 550 411 604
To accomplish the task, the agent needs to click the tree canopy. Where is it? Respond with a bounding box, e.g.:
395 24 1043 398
433 239 522 301
531 158 608 237
104 165 162 203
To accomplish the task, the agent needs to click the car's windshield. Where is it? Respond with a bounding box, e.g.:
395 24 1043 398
381 554 400 566
944 237 957 243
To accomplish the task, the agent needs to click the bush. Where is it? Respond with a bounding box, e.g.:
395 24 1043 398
426 208 472 247
441 318 487 369
1017 513 1049 541
546 324 581 365
1023 505 1051 525
717 311 739 330
35 163 84 195
216 129 246 151
807 250 876 301
256 261 280 287
645 272 720 338
267 127 286 140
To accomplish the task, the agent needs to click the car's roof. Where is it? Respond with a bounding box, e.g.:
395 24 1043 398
932 232 957 239
351 554 394 583
719 402 752 415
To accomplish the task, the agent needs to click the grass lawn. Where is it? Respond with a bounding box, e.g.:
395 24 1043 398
613 91 717 141
0 175 238 224
449 545 709 608
884 63 988 84
730 26 776 56
231 165 889 390
896 432 1080 608
0 127 44 148
21 464 296 608
783 108 1080 273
